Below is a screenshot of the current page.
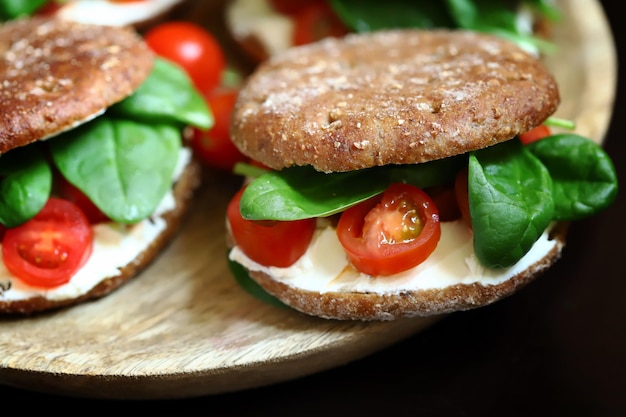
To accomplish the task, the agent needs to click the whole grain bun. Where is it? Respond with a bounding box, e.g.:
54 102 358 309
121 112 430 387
230 29 560 173
0 156 201 315
240 224 567 320
0 16 154 153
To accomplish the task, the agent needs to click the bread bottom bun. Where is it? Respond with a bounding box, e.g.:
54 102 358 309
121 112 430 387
0 149 201 315
228 220 568 321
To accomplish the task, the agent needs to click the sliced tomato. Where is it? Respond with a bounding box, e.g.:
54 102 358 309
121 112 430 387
227 187 316 268
454 167 471 227
268 0 320 15
337 183 441 276
425 184 460 222
292 1 349 46
191 88 248 171
144 21 226 94
519 124 551 145
34 1 62 15
56 176 110 224
2 198 93 288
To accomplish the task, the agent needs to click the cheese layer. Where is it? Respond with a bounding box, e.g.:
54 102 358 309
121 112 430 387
229 219 558 294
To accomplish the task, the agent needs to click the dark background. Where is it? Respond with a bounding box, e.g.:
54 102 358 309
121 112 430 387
2 1 624 415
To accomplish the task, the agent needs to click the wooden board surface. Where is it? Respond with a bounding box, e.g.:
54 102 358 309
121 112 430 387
0 0 616 400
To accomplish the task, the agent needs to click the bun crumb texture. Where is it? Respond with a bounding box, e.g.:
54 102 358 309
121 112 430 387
231 29 560 172
0 16 154 153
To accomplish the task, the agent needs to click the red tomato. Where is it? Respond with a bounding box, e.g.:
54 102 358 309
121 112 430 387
268 0 319 15
455 167 471 227
191 88 247 171
292 1 349 46
519 124 551 145
337 183 441 276
144 21 226 94
2 198 94 288
227 187 316 267
34 1 61 15
425 185 460 222
56 176 110 224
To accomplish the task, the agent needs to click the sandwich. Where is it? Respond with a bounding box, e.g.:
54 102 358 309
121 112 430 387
0 16 211 314
225 29 618 321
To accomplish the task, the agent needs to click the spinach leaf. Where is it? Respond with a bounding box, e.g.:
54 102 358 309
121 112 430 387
446 0 516 32
228 256 288 309
524 0 562 21
330 0 556 53
50 117 181 224
0 0 46 20
240 156 468 221
329 0 456 32
0 145 51 227
527 134 618 221
446 0 556 53
111 57 213 130
240 166 390 221
469 140 554 268
386 154 468 188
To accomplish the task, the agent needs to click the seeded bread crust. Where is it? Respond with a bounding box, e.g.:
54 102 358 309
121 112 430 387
230 29 560 173
0 156 202 315
240 223 568 321
0 16 154 153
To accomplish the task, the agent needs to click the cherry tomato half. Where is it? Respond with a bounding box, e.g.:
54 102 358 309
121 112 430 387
191 88 248 171
144 21 226 94
268 0 320 15
337 183 441 276
2 198 93 288
425 184 460 222
227 187 316 268
292 1 349 46
519 124 551 145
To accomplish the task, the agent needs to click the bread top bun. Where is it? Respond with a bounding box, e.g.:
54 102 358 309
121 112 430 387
0 16 153 153
230 29 560 173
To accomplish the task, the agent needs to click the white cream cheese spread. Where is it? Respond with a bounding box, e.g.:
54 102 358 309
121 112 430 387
229 219 559 294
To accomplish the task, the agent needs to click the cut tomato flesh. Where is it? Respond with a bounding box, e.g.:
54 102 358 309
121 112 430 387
2 198 93 288
337 183 441 276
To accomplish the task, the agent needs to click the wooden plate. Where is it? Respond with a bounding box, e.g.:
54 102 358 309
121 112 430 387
0 0 616 400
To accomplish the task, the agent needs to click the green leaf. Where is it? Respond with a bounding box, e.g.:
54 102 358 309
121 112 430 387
527 134 618 221
50 117 181 224
239 157 468 221
386 154 468 189
469 140 554 268
444 0 480 29
523 0 562 21
0 0 47 19
228 256 288 309
0 145 51 227
240 166 390 221
329 0 456 32
111 57 213 130
330 0 556 54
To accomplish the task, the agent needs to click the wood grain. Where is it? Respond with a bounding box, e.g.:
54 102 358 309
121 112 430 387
0 0 616 399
